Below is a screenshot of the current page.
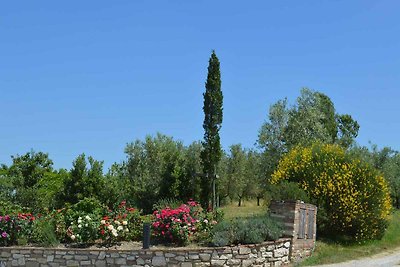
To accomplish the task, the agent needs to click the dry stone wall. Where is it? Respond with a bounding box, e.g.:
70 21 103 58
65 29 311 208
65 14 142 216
0 238 291 267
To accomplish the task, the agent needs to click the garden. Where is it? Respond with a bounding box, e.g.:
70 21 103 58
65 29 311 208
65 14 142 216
0 197 283 249
1 52 400 266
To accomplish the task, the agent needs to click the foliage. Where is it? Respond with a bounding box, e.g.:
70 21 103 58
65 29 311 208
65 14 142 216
0 201 28 215
257 89 360 196
58 154 105 206
30 217 59 247
3 151 54 211
272 143 392 240
152 201 217 245
107 200 143 241
219 146 263 207
201 50 223 209
153 198 183 211
211 215 282 246
125 133 187 213
66 214 99 244
266 181 309 203
383 153 400 209
0 213 36 246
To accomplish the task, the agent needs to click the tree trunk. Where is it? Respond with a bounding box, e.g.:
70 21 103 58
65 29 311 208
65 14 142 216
238 197 242 207
257 197 261 206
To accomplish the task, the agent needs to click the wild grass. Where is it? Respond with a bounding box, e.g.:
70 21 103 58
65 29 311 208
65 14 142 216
300 210 400 266
219 199 266 220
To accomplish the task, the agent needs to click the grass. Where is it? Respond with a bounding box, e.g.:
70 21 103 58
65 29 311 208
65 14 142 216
219 199 266 220
300 210 400 266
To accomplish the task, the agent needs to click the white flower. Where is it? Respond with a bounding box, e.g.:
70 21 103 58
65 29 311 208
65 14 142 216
125 228 129 232
85 224 88 227
101 220 106 225
70 235 76 240
78 219 82 224
203 219 209 224
78 224 82 228
112 230 118 237
108 225 114 231
117 226 123 231
122 221 128 226
115 220 121 225
85 215 91 220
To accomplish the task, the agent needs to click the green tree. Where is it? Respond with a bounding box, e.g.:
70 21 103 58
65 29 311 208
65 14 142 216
6 151 54 209
101 162 130 208
59 154 105 206
383 153 400 209
179 141 203 201
227 144 247 206
257 88 360 195
125 133 187 212
200 50 223 210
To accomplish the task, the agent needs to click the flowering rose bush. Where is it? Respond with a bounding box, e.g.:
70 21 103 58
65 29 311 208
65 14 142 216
66 214 99 244
0 213 36 246
0 215 12 246
99 201 142 243
152 201 218 245
99 215 129 244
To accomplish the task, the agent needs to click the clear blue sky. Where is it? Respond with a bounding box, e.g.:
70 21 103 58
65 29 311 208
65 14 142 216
1 1 400 170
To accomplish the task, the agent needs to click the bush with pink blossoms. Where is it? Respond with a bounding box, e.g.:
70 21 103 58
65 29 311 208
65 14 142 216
0 213 36 246
152 201 218 245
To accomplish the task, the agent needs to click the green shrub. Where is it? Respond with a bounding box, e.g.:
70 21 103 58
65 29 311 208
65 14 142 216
266 181 309 203
66 214 99 244
212 215 282 246
152 198 182 211
31 217 59 247
64 198 108 226
272 143 392 240
0 201 28 215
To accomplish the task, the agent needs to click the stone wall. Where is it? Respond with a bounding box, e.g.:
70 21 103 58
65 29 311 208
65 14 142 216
269 200 317 262
0 238 291 267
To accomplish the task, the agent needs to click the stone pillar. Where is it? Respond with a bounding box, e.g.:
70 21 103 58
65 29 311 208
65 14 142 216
269 200 317 262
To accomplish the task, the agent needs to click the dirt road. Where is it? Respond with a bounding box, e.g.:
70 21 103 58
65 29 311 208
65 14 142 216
313 248 400 267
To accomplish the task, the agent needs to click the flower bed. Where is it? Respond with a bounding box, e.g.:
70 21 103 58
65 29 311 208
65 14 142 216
0 199 221 248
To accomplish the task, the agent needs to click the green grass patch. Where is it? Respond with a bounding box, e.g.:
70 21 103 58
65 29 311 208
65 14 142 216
300 210 400 266
220 199 266 220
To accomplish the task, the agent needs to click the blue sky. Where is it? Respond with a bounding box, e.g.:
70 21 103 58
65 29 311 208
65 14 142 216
1 1 400 169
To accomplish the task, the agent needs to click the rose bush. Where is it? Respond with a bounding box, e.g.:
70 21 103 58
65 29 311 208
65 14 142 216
66 214 99 244
152 201 218 245
0 213 36 246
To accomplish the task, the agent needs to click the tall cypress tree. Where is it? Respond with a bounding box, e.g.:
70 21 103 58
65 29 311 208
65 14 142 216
200 50 223 210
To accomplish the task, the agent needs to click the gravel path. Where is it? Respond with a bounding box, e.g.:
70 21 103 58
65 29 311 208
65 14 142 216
313 248 400 267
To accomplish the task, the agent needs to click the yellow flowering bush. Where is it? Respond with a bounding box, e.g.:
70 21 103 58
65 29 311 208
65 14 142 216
272 143 391 240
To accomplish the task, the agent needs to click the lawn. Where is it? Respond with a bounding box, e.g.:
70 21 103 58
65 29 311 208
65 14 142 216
300 210 400 266
219 199 266 220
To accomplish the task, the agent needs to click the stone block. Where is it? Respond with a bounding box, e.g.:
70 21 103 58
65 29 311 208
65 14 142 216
199 253 211 261
98 252 106 260
115 258 127 265
152 256 167 266
210 260 226 266
239 247 251 255
242 259 255 267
